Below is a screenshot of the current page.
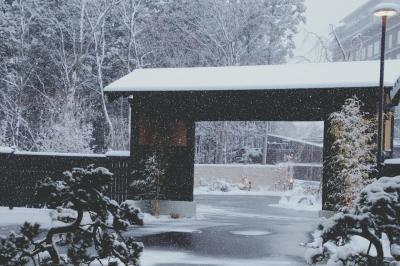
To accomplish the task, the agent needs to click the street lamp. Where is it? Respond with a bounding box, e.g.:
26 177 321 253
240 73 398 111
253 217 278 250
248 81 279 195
373 2 399 172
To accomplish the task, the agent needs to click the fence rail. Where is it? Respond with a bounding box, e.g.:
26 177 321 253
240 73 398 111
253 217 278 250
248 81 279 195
0 152 131 207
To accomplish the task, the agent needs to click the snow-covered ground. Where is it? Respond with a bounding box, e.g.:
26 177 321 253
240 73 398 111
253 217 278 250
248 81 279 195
0 174 320 265
136 194 317 265
195 179 322 212
0 194 318 266
0 206 52 227
230 230 272 236
141 249 304 266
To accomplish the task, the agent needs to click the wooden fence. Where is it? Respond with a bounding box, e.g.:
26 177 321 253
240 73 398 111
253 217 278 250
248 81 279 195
0 150 325 207
0 152 131 207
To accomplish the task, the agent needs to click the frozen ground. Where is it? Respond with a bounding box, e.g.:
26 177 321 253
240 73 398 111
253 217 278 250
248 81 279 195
194 179 322 211
134 194 319 265
0 194 319 265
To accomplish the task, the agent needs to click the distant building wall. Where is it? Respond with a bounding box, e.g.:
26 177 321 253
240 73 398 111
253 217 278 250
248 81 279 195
332 0 400 62
332 0 400 151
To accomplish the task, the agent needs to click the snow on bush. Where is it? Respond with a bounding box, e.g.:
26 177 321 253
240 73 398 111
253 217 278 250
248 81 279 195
131 154 166 216
306 176 400 265
276 194 320 211
195 177 252 193
324 97 376 210
0 165 144 265
207 178 235 192
270 180 321 211
195 176 322 212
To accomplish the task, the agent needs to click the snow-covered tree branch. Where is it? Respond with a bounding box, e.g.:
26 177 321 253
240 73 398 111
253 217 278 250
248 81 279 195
0 165 144 265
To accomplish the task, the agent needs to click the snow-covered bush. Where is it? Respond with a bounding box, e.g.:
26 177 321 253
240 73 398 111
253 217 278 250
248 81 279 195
196 177 251 193
325 97 376 210
306 176 400 265
131 154 165 216
271 180 321 211
277 194 320 211
209 179 232 192
0 165 143 265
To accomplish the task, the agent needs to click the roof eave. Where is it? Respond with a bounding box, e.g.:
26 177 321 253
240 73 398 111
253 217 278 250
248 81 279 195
104 90 133 102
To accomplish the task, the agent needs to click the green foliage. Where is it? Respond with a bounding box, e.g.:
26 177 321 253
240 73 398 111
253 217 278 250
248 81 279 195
37 166 115 219
307 176 400 265
324 97 376 210
0 165 144 265
0 222 40 266
131 154 165 200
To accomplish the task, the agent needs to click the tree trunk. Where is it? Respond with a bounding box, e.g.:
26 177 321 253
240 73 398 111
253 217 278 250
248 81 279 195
216 122 226 164
45 203 83 265
262 122 269 164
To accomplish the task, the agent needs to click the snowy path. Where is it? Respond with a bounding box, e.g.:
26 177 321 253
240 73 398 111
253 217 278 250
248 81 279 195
136 194 319 266
0 194 319 265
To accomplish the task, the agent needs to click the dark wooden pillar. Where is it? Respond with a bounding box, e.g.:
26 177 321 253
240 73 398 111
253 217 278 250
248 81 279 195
322 115 340 211
128 98 139 200
322 118 332 211
128 98 195 201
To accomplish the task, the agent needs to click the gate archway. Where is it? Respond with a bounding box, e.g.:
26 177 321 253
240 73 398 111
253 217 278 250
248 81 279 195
105 60 400 211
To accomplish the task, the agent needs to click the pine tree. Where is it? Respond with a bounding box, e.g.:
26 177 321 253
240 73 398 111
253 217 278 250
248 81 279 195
325 97 376 210
131 154 165 216
306 176 400 265
0 165 144 265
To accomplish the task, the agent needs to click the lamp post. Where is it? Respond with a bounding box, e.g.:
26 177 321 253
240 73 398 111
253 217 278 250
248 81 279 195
373 2 399 171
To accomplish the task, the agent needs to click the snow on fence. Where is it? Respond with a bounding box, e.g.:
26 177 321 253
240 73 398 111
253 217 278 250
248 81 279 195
0 151 131 207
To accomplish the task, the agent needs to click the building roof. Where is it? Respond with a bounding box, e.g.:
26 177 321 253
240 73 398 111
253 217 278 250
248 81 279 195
105 60 400 98
339 0 375 24
267 133 323 148
340 0 399 24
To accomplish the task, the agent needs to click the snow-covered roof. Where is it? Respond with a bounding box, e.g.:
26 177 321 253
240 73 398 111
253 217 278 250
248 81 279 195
105 60 400 98
267 133 323 148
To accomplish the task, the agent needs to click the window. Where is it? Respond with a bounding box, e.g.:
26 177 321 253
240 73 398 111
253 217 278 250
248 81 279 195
398 30 400 45
362 47 366 58
354 49 360 60
389 34 393 49
397 54 400 59
367 44 373 57
374 41 380 55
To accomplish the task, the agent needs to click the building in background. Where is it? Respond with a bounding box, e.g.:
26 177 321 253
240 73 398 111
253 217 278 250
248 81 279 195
332 0 400 150
332 0 400 62
195 132 323 165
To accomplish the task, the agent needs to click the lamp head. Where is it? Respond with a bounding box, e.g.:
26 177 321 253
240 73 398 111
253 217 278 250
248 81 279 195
373 2 399 17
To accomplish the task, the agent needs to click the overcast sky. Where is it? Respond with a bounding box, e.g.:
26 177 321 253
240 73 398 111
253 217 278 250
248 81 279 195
293 0 366 60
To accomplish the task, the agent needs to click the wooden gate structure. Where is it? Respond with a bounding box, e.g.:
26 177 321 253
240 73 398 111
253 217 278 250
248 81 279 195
105 60 400 211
